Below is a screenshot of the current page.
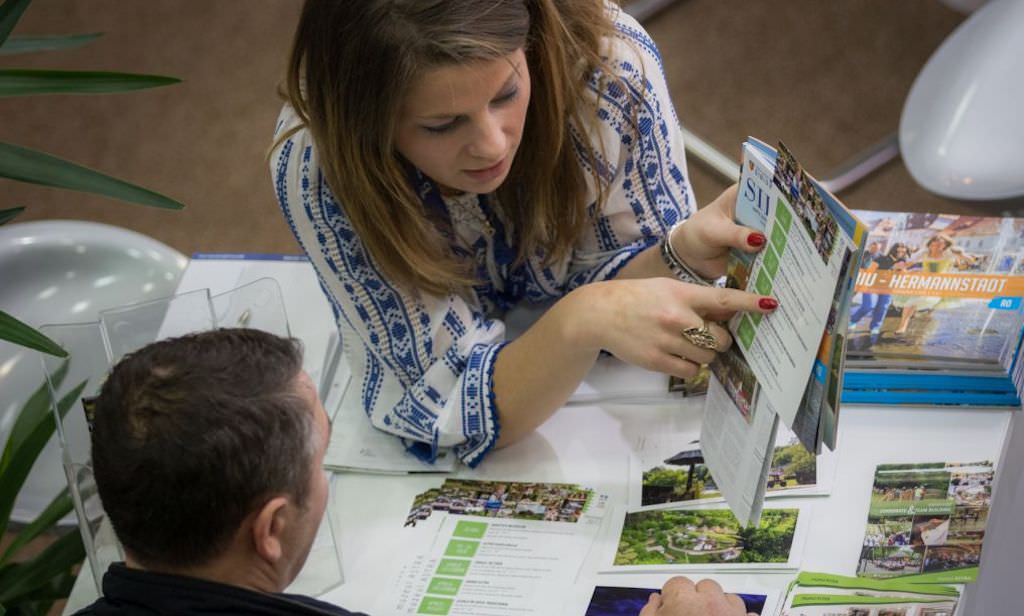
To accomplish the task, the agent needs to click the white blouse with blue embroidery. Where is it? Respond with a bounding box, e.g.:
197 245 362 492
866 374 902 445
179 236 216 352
269 8 695 468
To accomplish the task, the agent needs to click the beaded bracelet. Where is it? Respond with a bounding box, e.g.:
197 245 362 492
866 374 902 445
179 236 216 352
660 222 717 287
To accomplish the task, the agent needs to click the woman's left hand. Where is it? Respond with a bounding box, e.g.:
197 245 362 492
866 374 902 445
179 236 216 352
669 184 767 279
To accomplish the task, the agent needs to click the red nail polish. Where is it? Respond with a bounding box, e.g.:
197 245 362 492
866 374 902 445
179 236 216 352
747 232 767 247
759 297 778 310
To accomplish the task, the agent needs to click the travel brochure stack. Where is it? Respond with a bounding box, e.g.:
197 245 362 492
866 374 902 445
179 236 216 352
841 209 1024 407
778 572 960 615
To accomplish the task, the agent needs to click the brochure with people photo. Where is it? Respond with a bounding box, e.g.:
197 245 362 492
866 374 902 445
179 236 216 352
856 461 993 584
841 209 1024 407
603 504 808 573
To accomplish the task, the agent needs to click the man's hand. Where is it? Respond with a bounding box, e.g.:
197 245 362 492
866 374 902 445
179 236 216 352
638 577 755 616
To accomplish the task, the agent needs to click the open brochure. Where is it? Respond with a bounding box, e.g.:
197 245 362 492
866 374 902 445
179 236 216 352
699 138 865 526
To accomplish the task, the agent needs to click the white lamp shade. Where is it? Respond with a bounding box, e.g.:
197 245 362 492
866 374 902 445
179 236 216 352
899 0 1024 200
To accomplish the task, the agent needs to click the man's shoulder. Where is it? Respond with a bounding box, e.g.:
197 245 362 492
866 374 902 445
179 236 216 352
74 595 368 616
76 565 369 616
280 593 370 616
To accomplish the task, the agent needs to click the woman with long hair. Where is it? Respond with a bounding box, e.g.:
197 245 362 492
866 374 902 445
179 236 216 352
270 0 777 467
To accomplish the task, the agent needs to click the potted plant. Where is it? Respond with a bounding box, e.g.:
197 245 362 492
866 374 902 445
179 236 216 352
0 0 184 611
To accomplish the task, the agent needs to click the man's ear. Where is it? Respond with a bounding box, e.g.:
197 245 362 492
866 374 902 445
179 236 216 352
251 496 290 563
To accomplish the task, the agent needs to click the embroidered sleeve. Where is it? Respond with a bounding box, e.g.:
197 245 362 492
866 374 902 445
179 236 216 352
564 8 696 290
270 115 503 467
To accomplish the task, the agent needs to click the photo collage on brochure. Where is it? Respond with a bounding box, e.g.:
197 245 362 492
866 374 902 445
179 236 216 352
404 478 598 527
857 461 994 583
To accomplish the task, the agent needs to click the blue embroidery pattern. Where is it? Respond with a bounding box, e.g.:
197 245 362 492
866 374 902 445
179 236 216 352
270 9 692 466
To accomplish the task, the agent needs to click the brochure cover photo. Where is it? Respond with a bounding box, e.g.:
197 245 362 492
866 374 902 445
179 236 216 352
845 211 1024 362
856 461 993 583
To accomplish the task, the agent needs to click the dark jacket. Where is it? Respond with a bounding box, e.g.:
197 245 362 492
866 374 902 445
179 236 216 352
74 563 369 616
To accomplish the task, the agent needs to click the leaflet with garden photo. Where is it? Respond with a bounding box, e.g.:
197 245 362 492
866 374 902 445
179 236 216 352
603 504 807 573
698 138 864 526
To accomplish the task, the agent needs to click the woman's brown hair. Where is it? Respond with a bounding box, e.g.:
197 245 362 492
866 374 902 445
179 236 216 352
280 0 617 295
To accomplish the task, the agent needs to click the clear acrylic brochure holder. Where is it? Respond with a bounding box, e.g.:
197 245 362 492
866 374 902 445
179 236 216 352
39 278 344 598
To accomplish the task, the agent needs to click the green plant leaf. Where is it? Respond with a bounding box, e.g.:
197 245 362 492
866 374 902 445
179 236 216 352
0 379 86 538
0 310 67 357
0 487 73 565
0 32 101 55
0 206 24 224
0 69 180 96
0 0 32 47
7 568 76 604
1 361 67 476
0 528 84 604
0 142 185 210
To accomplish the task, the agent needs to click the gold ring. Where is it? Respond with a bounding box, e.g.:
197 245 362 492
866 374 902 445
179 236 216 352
681 320 718 351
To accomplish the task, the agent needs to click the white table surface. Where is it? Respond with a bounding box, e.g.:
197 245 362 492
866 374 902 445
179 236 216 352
64 256 1015 615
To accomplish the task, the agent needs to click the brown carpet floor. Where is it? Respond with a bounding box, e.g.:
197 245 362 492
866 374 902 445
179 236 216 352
2 0 1015 258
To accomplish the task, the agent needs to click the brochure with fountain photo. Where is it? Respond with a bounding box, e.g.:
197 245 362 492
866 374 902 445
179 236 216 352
841 209 1024 407
631 424 835 510
601 503 808 573
856 461 993 584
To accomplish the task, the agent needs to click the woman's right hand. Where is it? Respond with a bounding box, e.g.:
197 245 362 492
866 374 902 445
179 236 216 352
567 277 777 378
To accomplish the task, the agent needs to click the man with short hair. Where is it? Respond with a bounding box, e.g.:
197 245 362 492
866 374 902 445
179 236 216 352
77 329 749 616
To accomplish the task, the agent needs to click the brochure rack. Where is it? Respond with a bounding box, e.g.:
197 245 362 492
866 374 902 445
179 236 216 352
37 278 344 597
